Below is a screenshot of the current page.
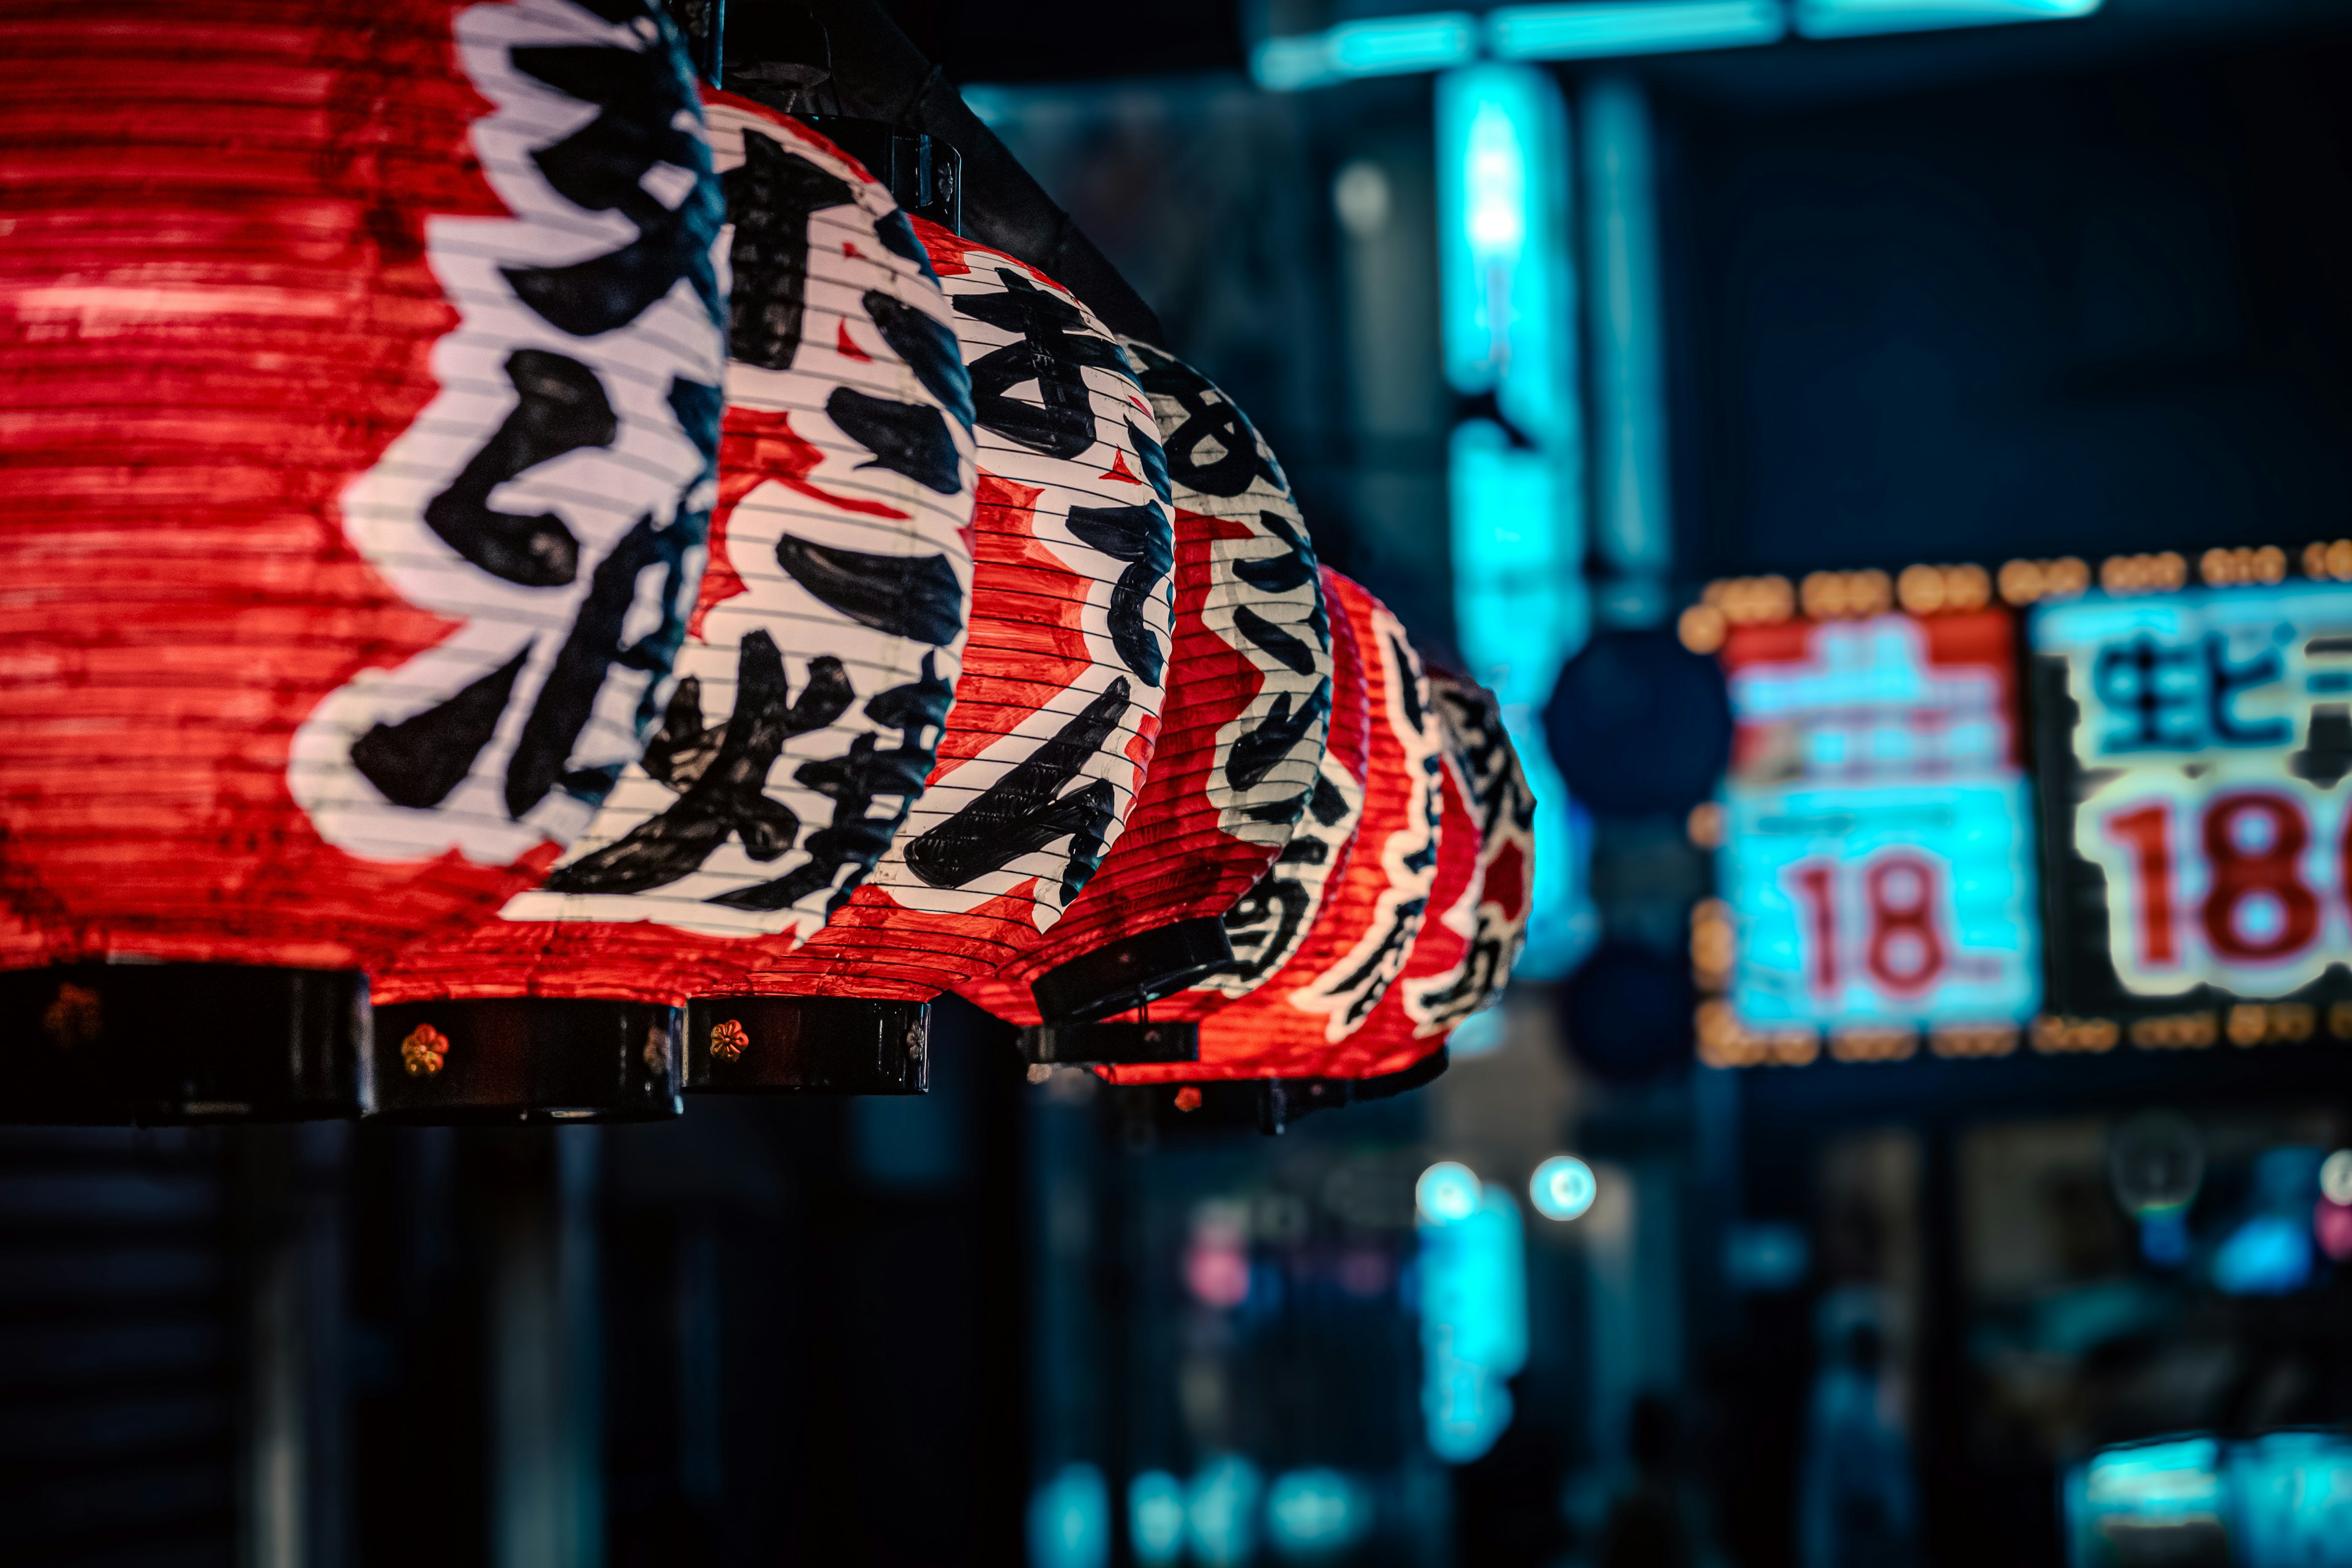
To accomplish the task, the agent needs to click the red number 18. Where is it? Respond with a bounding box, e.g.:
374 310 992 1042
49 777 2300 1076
1789 853 1948 999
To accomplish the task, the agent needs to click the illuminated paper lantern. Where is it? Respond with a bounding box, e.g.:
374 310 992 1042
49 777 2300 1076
685 216 1174 1057
0 0 725 1121
1321 660 1536 1083
1107 572 1441 1084
1350 666 1536 1080
370 94 976 1116
958 344 1332 1030
1320 709 1481 1080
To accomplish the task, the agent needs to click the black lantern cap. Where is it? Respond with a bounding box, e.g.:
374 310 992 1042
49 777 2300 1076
685 997 927 1094
1018 1018 1199 1067
370 999 683 1124
1029 916 1236 1025
712 0 1166 345
0 963 368 1125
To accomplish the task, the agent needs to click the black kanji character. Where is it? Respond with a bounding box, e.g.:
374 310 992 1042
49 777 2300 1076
1064 503 1172 687
352 649 529 810
1221 767 1354 979
826 386 961 497
543 630 854 895
425 349 615 587
1227 677 1331 795
501 10 724 339
2093 635 2199 751
1126 417 1172 505
719 127 853 369
353 365 715 819
1133 349 1275 499
955 270 1129 458
904 678 1131 905
707 652 958 914
1232 607 1317 676
864 290 973 431
2205 631 2290 747
1388 633 1427 734
506 373 720 818
871 209 936 279
773 535 964 647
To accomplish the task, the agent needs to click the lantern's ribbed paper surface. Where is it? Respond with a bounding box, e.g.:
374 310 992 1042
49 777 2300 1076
742 218 1174 999
1316 662 1488 1079
1145 565 1371 1025
1423 669 1534 1023
375 96 976 1006
957 344 1333 1023
0 0 723 971
1110 571 1441 1081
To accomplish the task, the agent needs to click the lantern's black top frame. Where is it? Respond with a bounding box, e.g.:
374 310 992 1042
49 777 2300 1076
680 0 1166 348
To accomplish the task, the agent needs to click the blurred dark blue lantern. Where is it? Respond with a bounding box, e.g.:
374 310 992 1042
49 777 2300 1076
1542 628 1730 818
1561 938 1694 1085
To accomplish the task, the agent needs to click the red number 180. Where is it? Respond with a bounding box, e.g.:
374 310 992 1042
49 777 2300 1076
2105 791 2335 968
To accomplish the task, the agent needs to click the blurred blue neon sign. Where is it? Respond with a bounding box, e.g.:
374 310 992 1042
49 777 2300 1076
2035 583 2352 1005
1718 613 2041 1031
1795 0 2100 40
1417 1172 1528 1463
2065 1431 2352 1568
1250 1 2098 89
1492 1 1784 60
1028 1463 1109 1568
1439 62 1586 977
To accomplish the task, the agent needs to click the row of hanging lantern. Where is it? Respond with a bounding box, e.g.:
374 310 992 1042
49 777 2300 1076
0 0 1531 1126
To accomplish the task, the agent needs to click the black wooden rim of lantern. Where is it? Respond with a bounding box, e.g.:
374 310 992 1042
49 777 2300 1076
369 999 683 1125
1028 916 1237 1026
1018 1018 1199 1068
1134 1047 1454 1137
0 963 369 1125
685 996 929 1095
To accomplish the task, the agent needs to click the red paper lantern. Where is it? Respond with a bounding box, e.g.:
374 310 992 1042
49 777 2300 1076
1107 571 1441 1084
681 216 1174 1055
1414 668 1536 1028
1312 661 1492 1081
1185 666 1534 1118
0 0 725 1120
368 94 978 1116
956 342 1332 1033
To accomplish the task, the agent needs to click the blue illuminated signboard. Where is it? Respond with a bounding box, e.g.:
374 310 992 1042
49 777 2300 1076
1717 610 2041 1039
1438 64 1588 977
1416 1173 1526 1463
2032 582 2352 1035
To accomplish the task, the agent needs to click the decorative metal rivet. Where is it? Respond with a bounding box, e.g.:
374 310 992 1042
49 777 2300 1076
399 1023 450 1077
1173 1087 1202 1112
709 1019 748 1063
42 983 102 1051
